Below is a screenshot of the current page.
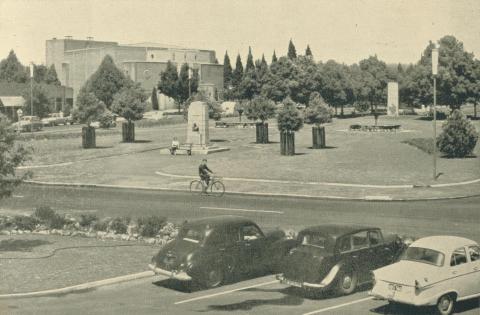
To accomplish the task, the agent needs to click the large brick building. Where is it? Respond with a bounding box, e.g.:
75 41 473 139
46 37 223 108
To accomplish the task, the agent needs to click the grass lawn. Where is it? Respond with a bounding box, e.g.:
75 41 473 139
26 113 480 187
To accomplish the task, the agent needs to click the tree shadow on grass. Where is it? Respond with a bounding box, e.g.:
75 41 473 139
152 278 200 293
132 140 152 144
440 154 477 159
89 146 114 149
0 239 51 252
210 139 230 143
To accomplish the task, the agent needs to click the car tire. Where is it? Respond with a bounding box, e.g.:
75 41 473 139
435 294 455 315
336 268 358 295
201 267 224 289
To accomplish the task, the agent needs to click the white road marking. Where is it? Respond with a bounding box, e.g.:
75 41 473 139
199 206 283 214
174 280 278 305
12 195 24 198
302 296 374 315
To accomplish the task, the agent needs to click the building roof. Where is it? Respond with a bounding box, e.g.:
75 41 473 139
410 236 477 254
0 96 25 107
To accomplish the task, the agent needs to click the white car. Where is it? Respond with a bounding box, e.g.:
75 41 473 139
370 236 480 315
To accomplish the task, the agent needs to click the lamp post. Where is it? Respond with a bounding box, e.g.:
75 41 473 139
188 67 193 99
30 62 34 133
431 47 439 180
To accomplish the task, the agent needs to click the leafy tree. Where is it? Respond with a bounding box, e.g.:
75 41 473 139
277 97 303 132
287 39 297 59
111 83 147 122
356 56 388 111
223 51 233 90
292 56 322 105
0 50 28 83
151 87 159 110
158 60 179 103
46 65 60 85
72 88 107 126
239 49 258 100
244 95 276 123
255 55 269 87
85 55 130 108
319 60 353 115
22 84 52 118
305 45 313 58
304 94 332 126
177 63 199 105
33 64 48 83
271 50 278 63
437 110 478 157
261 56 297 102
0 114 31 199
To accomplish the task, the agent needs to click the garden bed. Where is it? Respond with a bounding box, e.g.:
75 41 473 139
349 124 401 132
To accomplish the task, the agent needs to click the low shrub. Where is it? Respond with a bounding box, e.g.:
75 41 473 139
437 110 479 158
93 219 109 232
48 214 67 229
110 217 130 234
135 116 184 128
79 214 98 227
14 215 39 231
33 206 56 222
137 216 167 237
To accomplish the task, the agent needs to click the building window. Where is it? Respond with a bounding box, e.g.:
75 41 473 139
151 54 155 60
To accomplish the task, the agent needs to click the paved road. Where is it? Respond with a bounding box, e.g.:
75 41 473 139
1 184 479 315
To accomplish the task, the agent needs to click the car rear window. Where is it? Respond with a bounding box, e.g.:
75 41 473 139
401 247 445 266
301 233 327 248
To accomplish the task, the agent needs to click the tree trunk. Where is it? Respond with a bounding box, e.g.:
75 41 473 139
340 104 344 117
122 121 135 142
280 131 295 156
255 122 269 144
312 126 326 149
82 126 96 149
475 102 478 118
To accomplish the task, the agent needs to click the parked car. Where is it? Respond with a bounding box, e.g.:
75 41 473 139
143 111 164 121
12 115 43 132
370 236 480 315
41 113 67 126
277 225 407 297
149 215 294 288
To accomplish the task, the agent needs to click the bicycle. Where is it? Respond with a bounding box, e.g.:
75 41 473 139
190 176 225 197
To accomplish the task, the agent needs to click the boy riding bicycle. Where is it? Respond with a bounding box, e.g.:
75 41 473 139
199 159 213 190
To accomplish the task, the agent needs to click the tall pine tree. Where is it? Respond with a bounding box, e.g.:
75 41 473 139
223 51 233 89
305 45 313 58
46 65 60 85
271 50 278 63
0 50 28 83
288 39 297 59
245 47 255 72
231 54 244 96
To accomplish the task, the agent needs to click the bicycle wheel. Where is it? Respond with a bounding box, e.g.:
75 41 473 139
190 180 204 194
210 180 225 197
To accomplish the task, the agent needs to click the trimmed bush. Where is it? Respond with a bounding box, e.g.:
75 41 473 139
14 215 39 231
93 219 109 232
33 206 56 222
110 217 130 234
137 216 167 237
79 214 98 227
437 110 479 158
49 214 67 229
98 111 116 129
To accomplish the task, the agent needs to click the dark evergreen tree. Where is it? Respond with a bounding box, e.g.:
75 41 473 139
271 50 278 63
245 47 255 72
0 50 28 83
33 65 48 83
158 60 179 103
151 87 159 110
223 51 233 89
288 39 297 59
305 45 313 58
46 65 61 85
230 54 244 98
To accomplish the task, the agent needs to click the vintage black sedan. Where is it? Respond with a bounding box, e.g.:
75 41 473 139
277 225 406 296
149 215 292 288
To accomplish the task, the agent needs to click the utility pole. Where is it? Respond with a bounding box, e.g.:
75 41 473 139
30 63 34 133
431 47 439 180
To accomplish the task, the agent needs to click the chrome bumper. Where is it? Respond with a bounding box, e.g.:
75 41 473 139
148 263 192 281
276 274 328 289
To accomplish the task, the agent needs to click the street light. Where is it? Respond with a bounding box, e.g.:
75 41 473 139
30 62 34 133
431 47 439 180
188 67 193 99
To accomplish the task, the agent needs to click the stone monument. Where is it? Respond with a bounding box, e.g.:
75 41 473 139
187 101 209 148
387 82 399 117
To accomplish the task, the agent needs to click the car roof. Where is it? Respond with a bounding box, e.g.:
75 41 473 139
299 224 378 239
410 236 477 254
183 215 253 228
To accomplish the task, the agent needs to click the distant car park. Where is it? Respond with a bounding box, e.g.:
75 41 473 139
41 113 68 126
13 115 43 132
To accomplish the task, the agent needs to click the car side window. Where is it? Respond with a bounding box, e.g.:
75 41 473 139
450 247 468 266
368 230 382 246
241 225 262 241
468 246 480 262
352 231 369 250
338 236 352 252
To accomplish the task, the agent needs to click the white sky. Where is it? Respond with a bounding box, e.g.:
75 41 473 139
0 0 479 66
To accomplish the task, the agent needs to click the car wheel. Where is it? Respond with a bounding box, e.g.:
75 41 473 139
436 294 455 315
336 268 358 295
202 267 224 289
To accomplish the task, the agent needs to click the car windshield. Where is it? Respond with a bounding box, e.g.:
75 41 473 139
178 225 207 244
401 247 445 266
300 233 328 249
